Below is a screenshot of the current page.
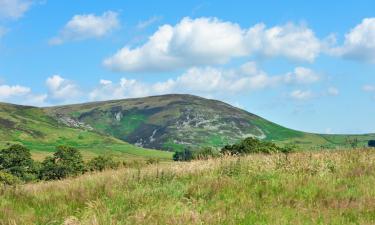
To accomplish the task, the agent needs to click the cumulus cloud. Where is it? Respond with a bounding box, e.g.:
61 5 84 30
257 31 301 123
49 11 120 45
331 18 375 63
0 82 48 106
284 67 320 84
0 0 32 20
91 62 320 101
289 90 314 100
0 84 30 99
46 75 80 100
104 17 322 72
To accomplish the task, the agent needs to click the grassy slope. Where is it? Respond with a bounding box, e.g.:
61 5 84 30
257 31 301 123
0 103 172 161
45 95 375 151
2 149 375 224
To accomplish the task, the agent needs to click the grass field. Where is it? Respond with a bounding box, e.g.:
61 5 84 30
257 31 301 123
1 149 375 224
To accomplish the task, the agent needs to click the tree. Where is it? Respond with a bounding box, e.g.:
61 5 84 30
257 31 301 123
39 146 85 180
221 137 281 155
368 140 375 148
173 149 193 161
0 144 37 181
87 155 119 172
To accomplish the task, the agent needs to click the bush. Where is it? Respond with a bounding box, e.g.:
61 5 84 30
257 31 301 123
0 171 21 185
0 144 37 181
221 137 281 155
87 155 119 172
173 149 193 161
39 146 85 180
368 140 375 148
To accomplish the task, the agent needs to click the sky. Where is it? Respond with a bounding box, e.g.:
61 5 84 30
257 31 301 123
0 0 375 134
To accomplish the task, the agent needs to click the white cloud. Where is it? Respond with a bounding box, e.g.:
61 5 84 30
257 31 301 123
46 75 80 100
91 62 320 101
284 67 320 84
289 90 314 100
0 0 32 19
363 84 375 92
49 11 120 45
104 17 322 72
137 16 162 29
327 87 339 96
253 23 321 62
331 18 375 63
0 82 48 106
0 84 30 99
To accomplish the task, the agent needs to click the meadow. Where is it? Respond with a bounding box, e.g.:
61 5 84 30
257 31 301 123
1 149 375 225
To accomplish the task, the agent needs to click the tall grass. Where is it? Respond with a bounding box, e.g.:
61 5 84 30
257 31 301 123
1 149 375 224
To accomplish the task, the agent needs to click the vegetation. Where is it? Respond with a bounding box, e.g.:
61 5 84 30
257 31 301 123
0 144 38 181
87 155 119 172
1 149 375 224
172 137 295 161
39 146 85 180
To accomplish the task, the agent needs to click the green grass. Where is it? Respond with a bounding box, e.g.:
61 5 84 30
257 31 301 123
0 103 172 162
2 149 375 224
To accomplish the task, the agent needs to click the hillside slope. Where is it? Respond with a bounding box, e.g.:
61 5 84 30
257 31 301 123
44 94 375 150
0 103 172 161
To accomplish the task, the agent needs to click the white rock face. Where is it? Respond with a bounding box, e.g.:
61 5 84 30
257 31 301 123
57 115 93 130
115 112 122 121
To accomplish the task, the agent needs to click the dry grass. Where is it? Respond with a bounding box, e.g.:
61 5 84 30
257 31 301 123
2 149 375 224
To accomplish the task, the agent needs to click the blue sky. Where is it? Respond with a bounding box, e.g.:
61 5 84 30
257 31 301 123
1 0 375 134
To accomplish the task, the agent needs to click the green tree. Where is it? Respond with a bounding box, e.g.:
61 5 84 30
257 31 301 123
39 146 85 180
87 155 119 172
0 144 37 181
173 149 193 161
221 137 280 155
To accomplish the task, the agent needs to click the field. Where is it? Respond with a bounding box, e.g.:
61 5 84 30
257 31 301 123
1 149 375 224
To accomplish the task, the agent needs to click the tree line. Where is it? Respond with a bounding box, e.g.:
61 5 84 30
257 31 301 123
0 145 119 185
173 137 296 161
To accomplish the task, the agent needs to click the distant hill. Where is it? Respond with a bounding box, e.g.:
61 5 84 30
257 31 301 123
41 94 375 151
0 102 172 161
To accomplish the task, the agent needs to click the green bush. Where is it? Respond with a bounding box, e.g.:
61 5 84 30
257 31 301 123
87 155 119 172
0 171 21 185
0 144 38 181
39 146 85 180
221 137 281 155
173 149 193 161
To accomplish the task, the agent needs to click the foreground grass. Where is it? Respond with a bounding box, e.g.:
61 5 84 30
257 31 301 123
2 149 375 224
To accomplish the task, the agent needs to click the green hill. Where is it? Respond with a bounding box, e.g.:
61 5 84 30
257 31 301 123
43 94 375 150
0 103 172 161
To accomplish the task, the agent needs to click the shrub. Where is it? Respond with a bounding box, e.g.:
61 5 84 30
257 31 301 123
0 171 21 185
87 155 119 172
39 146 85 180
221 137 281 155
368 140 375 148
173 149 193 161
0 144 37 181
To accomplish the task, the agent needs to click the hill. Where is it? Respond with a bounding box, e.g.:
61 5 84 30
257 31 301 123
1 149 375 224
44 94 375 150
0 103 172 161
